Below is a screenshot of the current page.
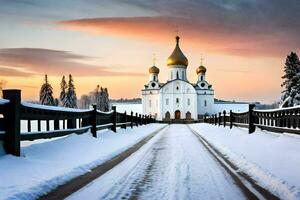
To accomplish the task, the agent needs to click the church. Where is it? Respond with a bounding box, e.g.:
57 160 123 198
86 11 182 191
142 35 215 120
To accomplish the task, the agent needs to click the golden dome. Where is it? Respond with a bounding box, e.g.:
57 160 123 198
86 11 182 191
149 65 160 74
167 36 188 67
196 65 206 75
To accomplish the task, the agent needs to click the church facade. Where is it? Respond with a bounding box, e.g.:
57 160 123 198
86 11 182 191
142 36 214 120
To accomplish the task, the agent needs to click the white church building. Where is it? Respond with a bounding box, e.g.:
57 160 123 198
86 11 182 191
142 36 216 120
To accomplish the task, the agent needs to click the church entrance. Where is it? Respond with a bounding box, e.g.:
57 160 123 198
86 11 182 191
165 112 170 120
186 112 191 120
175 110 181 119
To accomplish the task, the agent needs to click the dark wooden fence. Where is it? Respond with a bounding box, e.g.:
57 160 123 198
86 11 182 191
0 90 155 156
204 104 300 135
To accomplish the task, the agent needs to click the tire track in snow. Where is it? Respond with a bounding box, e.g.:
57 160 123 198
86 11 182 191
68 124 248 200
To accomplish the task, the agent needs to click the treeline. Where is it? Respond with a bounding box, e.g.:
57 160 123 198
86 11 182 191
40 74 77 108
39 75 110 111
110 98 141 103
78 85 109 111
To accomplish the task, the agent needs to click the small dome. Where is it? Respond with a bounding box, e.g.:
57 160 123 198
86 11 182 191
196 65 206 75
167 36 188 67
149 65 160 74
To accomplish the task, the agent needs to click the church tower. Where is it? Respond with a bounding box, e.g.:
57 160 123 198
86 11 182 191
166 36 188 81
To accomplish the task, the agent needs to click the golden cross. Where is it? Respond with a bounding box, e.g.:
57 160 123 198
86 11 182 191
153 53 156 66
175 25 179 36
200 54 204 66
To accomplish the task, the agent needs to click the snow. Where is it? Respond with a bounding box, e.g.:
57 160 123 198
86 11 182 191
214 102 249 113
22 102 91 113
189 123 300 200
0 98 9 105
68 124 246 200
0 124 166 200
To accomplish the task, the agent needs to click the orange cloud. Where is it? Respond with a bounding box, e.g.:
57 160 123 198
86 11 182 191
0 48 144 77
58 16 299 57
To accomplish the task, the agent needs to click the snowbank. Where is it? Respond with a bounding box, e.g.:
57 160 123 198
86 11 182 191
189 123 300 200
0 124 166 200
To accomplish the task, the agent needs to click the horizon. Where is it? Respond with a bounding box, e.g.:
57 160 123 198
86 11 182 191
1 0 299 104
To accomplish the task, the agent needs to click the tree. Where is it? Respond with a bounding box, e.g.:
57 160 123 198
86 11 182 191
39 75 55 106
281 52 300 107
80 94 91 109
103 88 110 111
65 74 77 108
60 76 67 106
0 79 7 98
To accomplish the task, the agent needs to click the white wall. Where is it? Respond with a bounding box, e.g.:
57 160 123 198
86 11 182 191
159 80 197 120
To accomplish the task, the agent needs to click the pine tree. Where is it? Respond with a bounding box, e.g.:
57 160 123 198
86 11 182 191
281 52 300 107
39 75 55 106
65 74 77 108
103 88 110 111
60 75 67 107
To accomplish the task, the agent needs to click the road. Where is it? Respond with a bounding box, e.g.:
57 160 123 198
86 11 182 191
67 124 248 200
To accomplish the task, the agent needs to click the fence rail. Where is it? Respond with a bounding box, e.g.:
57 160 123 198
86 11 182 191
204 104 300 135
0 89 155 156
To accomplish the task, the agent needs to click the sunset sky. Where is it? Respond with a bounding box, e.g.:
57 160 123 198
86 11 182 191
0 0 299 103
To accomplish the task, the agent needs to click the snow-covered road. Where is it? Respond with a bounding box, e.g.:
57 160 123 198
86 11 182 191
68 124 247 200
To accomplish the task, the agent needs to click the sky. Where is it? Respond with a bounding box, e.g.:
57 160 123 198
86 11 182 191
0 0 299 103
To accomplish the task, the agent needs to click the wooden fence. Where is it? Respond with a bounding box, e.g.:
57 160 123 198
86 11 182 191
204 104 300 135
0 90 155 156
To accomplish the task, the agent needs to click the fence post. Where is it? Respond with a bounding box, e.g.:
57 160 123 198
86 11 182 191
135 113 138 127
121 111 127 129
3 89 21 156
229 110 233 129
218 112 221 126
91 105 97 137
67 118 76 129
111 106 117 132
248 104 256 134
139 114 142 125
223 110 226 127
54 120 60 130
204 115 206 123
130 111 133 128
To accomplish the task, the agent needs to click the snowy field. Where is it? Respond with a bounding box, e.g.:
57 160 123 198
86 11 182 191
0 124 166 200
112 103 142 114
190 123 300 200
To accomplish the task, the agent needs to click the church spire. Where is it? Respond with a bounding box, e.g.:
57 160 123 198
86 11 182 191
166 35 188 67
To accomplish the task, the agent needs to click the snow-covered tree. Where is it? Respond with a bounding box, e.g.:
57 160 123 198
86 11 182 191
90 85 110 111
65 74 77 108
39 75 55 106
103 88 110 111
60 75 67 107
281 52 300 107
80 94 91 109
0 79 7 98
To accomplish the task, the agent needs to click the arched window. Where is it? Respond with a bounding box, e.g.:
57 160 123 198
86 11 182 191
176 71 179 79
171 72 173 80
204 100 207 107
201 75 203 81
166 98 169 105
182 71 184 79
149 100 151 107
187 98 190 106
176 98 179 104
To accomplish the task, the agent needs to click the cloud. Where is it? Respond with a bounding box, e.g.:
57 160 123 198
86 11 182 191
58 0 300 57
0 48 144 77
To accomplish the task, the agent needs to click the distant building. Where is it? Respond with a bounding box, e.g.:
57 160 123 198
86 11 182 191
142 35 248 120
